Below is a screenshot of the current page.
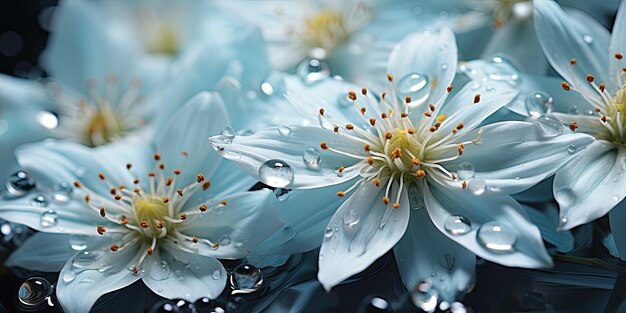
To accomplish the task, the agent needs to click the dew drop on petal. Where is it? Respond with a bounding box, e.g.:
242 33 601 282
525 91 553 117
477 221 516 253
231 264 263 293
468 178 486 195
324 227 334 239
259 159 294 188
444 215 472 235
68 234 88 251
457 162 475 180
396 73 431 107
297 58 330 84
488 56 520 85
303 147 322 170
219 127 235 144
39 210 57 227
277 126 291 136
6 171 36 196
52 182 73 202
212 269 221 280
534 114 563 137
582 34 593 44
149 260 171 281
555 186 576 207
411 281 439 312
18 277 53 307
568 105 580 115
62 271 76 283
343 209 360 235
281 226 296 242
273 188 290 201
567 145 577 154
30 195 48 207
219 234 231 246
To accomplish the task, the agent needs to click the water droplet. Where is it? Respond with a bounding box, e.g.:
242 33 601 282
468 178 486 195
559 215 568 226
444 215 472 235
212 270 221 280
525 91 553 117
343 209 360 235
396 73 431 107
36 111 59 129
219 127 235 144
18 277 53 307
297 58 330 84
273 188 290 201
52 182 73 202
219 234 231 246
30 195 48 207
0 223 11 235
62 271 76 283
569 105 580 115
72 250 102 268
477 221 517 252
6 171 35 196
303 147 322 170
488 56 520 85
534 114 563 137
149 260 171 281
324 227 334 239
39 210 57 227
411 281 439 312
555 186 576 207
360 296 390 312
231 264 263 293
450 302 468 313
583 34 593 44
281 226 296 242
457 162 475 180
277 126 291 136
258 159 294 188
68 234 89 251
567 145 577 154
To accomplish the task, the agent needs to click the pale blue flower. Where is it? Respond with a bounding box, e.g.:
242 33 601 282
0 92 285 313
532 0 626 249
210 29 595 299
217 0 436 90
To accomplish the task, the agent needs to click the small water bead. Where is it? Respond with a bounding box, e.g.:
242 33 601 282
231 264 263 293
149 261 171 281
411 281 439 312
555 186 576 207
525 91 553 117
62 270 76 283
343 209 360 234
18 277 53 307
52 182 73 202
260 72 284 97
444 215 472 235
358 296 391 312
582 34 593 44
219 127 235 144
6 171 36 196
212 269 222 280
457 162 475 180
277 126 291 136
281 226 296 242
468 178 486 195
30 195 48 207
303 147 322 170
534 114 563 137
568 105 581 115
273 188 290 201
36 110 59 129
258 159 294 188
324 227 334 239
39 210 58 227
450 302 469 313
68 234 89 251
297 58 330 84
488 56 520 85
477 221 517 252
396 73 431 107
567 145 577 154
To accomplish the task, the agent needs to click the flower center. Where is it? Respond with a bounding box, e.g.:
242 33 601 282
134 7 182 56
492 0 531 26
46 77 145 147
302 11 348 50
133 197 169 227
145 26 181 55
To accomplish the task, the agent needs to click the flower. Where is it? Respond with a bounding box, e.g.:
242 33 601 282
218 0 433 89
532 0 626 258
0 92 284 313
210 28 594 298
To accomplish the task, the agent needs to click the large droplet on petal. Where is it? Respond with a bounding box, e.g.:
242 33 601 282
534 114 563 137
17 277 53 308
468 178 486 195
39 210 57 227
444 215 472 235
456 162 475 181
68 234 89 251
231 264 263 294
525 91 553 117
396 73 431 107
303 147 322 170
6 171 36 196
258 159 294 188
411 281 439 312
477 221 516 253
297 58 330 84
52 182 73 202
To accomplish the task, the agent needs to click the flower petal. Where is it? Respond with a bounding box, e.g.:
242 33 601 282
6 233 83 272
609 199 626 260
609 0 626 91
440 121 595 195
210 126 365 189
56 244 145 313
318 181 410 290
142 249 227 301
393 204 475 301
555 142 626 229
43 0 139 92
157 92 230 189
533 0 610 96
424 183 553 269
179 189 284 259
522 202 574 253
387 28 457 107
